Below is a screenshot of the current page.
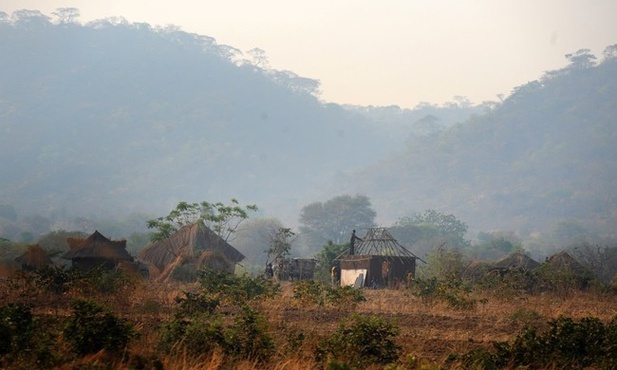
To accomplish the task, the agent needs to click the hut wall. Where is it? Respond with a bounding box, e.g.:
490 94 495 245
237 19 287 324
388 257 416 284
340 256 371 286
340 255 416 288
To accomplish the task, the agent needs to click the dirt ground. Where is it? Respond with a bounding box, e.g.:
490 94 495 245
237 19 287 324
260 282 617 365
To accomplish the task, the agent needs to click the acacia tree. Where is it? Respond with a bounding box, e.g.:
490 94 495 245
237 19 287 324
299 194 376 250
146 199 258 242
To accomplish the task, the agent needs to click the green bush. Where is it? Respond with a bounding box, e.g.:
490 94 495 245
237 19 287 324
159 291 274 363
406 277 476 310
174 291 219 317
34 266 136 295
34 265 82 294
0 303 55 367
158 314 224 356
81 267 136 294
315 314 401 368
198 268 280 304
170 263 200 282
293 280 366 308
63 299 137 355
459 315 617 369
223 305 274 362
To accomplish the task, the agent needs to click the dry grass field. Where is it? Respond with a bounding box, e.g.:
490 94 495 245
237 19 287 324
1 274 616 369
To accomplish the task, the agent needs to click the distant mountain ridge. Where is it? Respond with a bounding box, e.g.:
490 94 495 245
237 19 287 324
1 10 614 246
328 48 617 240
0 10 476 227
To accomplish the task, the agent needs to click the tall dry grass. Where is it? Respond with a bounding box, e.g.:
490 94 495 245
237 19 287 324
2 274 616 369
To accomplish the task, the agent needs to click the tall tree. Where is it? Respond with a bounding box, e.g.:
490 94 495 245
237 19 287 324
146 199 258 242
52 7 80 24
395 210 470 255
314 240 348 282
299 194 376 249
265 227 296 264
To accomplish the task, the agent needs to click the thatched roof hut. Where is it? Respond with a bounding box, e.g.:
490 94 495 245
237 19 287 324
337 227 422 288
545 251 591 277
137 221 245 281
62 230 133 271
462 260 491 282
493 252 540 271
541 251 594 289
15 244 53 271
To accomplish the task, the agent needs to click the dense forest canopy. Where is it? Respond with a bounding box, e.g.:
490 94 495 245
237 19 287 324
0 9 615 259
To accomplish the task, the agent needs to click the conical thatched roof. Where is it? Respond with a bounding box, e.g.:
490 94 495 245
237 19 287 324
15 244 53 270
462 260 491 281
337 227 423 262
62 230 133 261
137 221 245 272
545 251 589 276
66 237 85 251
493 252 540 270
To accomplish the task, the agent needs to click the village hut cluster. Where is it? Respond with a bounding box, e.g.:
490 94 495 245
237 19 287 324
0 222 609 292
1 220 247 281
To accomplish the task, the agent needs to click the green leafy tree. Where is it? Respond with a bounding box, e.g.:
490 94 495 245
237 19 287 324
265 227 296 264
36 229 87 255
314 241 348 282
421 243 466 281
395 210 470 257
299 194 376 250
146 199 258 242
230 217 300 270
470 231 523 259
565 48 597 69
51 7 80 24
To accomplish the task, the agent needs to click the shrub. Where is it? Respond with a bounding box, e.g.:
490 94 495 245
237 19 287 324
293 280 366 309
81 267 137 294
34 265 82 294
223 305 274 362
315 314 401 368
0 303 55 367
34 265 137 296
170 263 200 282
406 276 476 310
458 315 617 369
198 268 279 304
174 291 219 317
158 314 225 356
63 299 137 355
159 292 273 363
508 308 544 327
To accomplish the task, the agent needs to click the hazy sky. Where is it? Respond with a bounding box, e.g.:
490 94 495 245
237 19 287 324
2 0 616 108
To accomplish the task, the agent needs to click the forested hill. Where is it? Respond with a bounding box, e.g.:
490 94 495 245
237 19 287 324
329 47 617 242
2 9 614 248
0 10 477 226
0 12 364 218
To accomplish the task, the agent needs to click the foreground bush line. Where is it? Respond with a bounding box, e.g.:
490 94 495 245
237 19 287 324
1 267 616 369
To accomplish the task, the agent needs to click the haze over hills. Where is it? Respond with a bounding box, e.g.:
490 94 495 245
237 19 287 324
0 10 615 250
329 48 617 244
